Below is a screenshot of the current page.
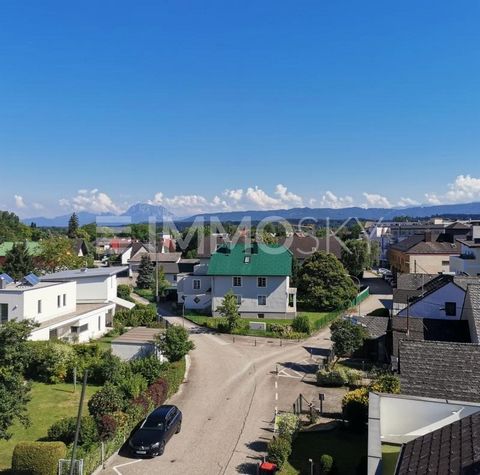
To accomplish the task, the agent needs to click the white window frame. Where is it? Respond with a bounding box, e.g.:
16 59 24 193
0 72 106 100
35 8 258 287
257 295 267 306
235 294 242 305
57 295 61 308
257 277 267 288
0 303 8 324
63 294 66 306
37 300 42 314
193 279 201 290
233 276 242 287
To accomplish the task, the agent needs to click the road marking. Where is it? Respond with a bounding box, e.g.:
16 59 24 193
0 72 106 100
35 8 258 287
112 459 143 475
275 393 278 401
274 381 278 389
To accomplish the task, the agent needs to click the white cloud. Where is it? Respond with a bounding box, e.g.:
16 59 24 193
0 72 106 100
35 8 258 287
424 175 480 205
60 189 123 214
362 192 392 208
274 184 303 207
320 191 354 209
245 186 281 208
32 202 44 210
397 197 419 207
224 189 243 201
14 195 26 208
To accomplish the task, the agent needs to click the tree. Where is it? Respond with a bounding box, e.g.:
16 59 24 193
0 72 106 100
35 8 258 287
369 241 380 268
152 266 170 297
291 256 301 287
216 291 241 332
136 255 155 289
156 325 194 362
0 320 36 440
67 213 79 239
330 319 367 365
0 211 31 242
341 239 369 278
297 252 357 311
3 243 34 280
37 237 84 273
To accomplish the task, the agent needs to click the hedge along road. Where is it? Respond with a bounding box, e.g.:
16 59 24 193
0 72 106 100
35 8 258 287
102 318 332 475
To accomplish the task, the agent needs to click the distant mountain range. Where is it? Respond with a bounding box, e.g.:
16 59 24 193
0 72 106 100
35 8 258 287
22 201 480 226
23 203 175 227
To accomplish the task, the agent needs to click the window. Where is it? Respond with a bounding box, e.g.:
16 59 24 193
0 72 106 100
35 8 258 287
193 279 201 290
0 304 8 324
71 323 88 334
257 313 265 319
98 316 101 331
244 256 251 263
173 275 177 282
63 294 66 306
445 302 457 316
441 260 450 266
235 295 242 305
257 295 267 306
37 300 42 314
233 276 242 287
57 295 61 308
257 277 267 288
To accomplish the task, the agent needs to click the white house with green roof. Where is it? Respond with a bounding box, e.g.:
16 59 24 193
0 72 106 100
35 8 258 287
177 243 297 318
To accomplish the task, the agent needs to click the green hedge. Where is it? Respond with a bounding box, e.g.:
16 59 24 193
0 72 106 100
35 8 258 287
161 358 186 397
12 441 67 475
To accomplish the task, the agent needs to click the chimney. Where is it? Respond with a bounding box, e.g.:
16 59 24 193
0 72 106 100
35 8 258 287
424 231 433 242
0 278 5 290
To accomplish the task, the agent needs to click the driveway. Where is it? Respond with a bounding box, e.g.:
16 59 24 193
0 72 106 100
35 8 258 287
357 271 393 315
101 319 332 475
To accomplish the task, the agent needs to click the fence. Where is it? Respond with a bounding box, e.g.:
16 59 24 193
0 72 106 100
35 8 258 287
58 459 83 475
351 285 370 308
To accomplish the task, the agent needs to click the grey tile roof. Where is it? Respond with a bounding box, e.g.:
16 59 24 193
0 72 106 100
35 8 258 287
278 233 343 260
355 315 390 338
462 284 480 343
390 234 460 254
396 410 480 475
399 340 480 402
396 273 440 291
41 266 128 280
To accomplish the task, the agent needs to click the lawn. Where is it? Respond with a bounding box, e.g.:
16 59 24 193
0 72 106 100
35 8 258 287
382 443 401 475
184 311 339 338
133 288 156 302
0 382 101 470
280 427 367 475
94 334 116 350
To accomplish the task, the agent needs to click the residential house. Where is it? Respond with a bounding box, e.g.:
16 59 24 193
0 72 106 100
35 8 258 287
120 242 153 265
462 283 480 343
0 241 42 267
278 232 343 262
73 238 89 258
0 266 132 342
368 392 480 475
196 234 230 265
393 274 479 319
388 232 460 274
157 259 199 291
127 251 182 277
450 226 480 276
177 243 297 318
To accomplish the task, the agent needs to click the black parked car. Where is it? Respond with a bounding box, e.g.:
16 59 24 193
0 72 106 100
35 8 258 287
128 405 182 457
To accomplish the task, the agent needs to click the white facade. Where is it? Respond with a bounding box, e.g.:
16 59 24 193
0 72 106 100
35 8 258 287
397 282 466 319
450 242 480 276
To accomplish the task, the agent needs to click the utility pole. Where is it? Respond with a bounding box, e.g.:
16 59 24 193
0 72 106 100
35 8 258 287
70 371 88 475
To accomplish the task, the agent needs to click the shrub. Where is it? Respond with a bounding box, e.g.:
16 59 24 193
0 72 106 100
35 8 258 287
319 454 334 474
317 368 347 387
276 413 299 442
98 414 118 441
90 352 126 385
117 284 133 302
146 378 168 406
370 373 400 394
267 436 291 469
117 373 148 400
88 384 125 421
345 368 363 387
12 441 67 475
26 341 75 383
47 415 98 447
131 392 154 419
114 305 157 327
291 315 312 335
130 355 164 385
156 325 194 362
342 388 369 430
161 358 186 397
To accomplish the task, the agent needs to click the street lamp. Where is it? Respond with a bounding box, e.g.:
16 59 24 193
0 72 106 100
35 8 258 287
308 458 313 475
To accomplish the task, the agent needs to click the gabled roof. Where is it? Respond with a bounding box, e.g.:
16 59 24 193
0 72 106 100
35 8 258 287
128 252 181 263
446 221 472 230
462 284 480 343
399 340 480 402
278 233 343 260
207 243 292 277
0 241 42 257
395 411 480 475
390 234 459 254
197 235 230 258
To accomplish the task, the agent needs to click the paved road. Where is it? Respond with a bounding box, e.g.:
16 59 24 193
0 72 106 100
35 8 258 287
357 271 393 315
101 318 332 475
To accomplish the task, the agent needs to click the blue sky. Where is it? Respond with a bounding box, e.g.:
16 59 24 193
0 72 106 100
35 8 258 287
1 0 479 217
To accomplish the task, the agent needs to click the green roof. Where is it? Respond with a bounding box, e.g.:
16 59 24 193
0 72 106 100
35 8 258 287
207 243 292 276
0 241 42 257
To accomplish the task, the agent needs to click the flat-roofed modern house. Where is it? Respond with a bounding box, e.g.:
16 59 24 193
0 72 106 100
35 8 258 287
0 266 132 342
450 226 480 276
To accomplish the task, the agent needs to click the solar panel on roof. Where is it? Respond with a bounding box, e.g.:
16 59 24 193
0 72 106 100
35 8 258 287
0 273 13 284
23 273 40 286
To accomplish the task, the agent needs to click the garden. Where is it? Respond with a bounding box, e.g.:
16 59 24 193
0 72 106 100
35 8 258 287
0 315 193 475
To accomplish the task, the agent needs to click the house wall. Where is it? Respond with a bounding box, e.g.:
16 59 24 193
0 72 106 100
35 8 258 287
211 275 292 317
111 342 159 361
29 304 114 342
67 275 117 303
397 282 465 319
0 281 76 323
408 254 457 274
450 245 480 276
